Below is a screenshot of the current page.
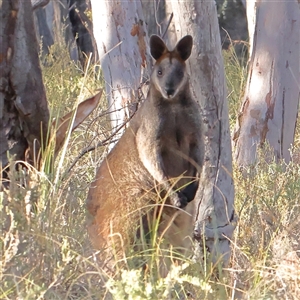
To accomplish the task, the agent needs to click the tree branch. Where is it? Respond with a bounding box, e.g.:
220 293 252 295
66 109 136 174
162 12 173 39
31 0 50 10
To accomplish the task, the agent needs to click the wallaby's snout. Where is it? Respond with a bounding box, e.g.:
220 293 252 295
165 83 175 98
164 63 186 98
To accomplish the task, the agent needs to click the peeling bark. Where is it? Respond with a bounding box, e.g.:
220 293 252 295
90 0 152 139
0 0 49 168
171 0 235 265
234 0 300 167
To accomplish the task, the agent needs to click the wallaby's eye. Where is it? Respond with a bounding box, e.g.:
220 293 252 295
157 70 163 77
177 70 184 77
178 70 183 76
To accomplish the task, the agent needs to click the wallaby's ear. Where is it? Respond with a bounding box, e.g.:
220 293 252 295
53 90 102 156
175 35 193 61
150 35 167 60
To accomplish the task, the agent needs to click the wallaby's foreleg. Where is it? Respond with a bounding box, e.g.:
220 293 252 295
180 138 204 202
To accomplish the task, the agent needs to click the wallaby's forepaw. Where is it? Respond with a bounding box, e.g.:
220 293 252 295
171 192 188 209
181 181 199 203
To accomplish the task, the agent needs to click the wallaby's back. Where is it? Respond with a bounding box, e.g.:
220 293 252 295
86 35 204 260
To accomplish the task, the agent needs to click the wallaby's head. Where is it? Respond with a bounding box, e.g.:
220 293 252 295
150 35 193 100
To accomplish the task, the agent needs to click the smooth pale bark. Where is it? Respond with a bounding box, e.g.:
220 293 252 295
171 1 235 265
233 1 300 167
91 0 152 137
245 0 256 58
140 0 166 36
141 0 177 48
0 0 49 167
164 1 177 48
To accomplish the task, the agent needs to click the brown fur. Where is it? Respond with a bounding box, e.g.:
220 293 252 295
86 35 204 262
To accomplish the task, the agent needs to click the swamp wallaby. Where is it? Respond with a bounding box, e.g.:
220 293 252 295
86 35 204 260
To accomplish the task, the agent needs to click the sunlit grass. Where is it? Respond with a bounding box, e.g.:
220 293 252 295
223 40 248 129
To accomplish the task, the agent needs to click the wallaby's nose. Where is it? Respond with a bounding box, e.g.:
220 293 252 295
166 87 175 97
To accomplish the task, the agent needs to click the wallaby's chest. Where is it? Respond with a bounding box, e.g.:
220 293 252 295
158 105 197 148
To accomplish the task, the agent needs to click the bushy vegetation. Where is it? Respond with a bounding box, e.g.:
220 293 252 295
1 42 299 300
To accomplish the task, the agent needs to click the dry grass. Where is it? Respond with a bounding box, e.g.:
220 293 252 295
1 42 300 299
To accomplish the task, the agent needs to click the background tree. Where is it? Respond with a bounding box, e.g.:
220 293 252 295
68 0 98 68
91 0 152 140
0 0 49 171
34 0 78 60
171 0 235 265
216 0 248 55
233 0 300 167
33 0 98 68
0 0 99 177
141 0 248 56
140 0 177 47
140 0 166 36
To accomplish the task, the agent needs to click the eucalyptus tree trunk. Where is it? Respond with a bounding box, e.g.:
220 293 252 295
0 0 98 175
140 0 176 48
68 0 98 68
140 0 166 36
163 1 177 48
0 0 49 169
90 0 152 139
171 1 235 265
34 0 78 61
233 1 300 167
34 3 54 56
245 0 256 58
